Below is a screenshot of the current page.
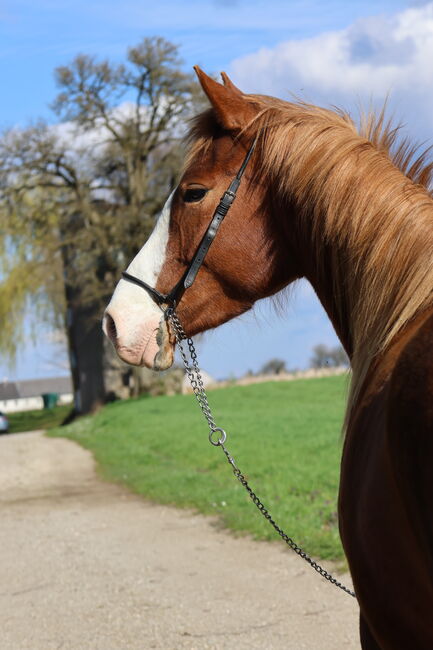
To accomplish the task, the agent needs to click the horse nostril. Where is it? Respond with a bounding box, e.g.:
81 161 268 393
103 313 118 344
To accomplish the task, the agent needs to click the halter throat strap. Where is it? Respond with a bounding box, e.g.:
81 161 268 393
122 137 257 309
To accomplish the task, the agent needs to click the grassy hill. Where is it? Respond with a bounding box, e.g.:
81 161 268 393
50 374 350 560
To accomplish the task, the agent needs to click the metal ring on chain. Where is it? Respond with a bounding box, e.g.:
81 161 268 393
209 427 227 447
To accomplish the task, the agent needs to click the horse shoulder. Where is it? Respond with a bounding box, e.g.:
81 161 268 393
340 309 433 649
387 308 433 555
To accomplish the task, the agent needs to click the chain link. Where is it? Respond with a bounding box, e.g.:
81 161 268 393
166 308 356 600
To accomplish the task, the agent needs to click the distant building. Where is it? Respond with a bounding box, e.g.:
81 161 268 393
0 377 73 413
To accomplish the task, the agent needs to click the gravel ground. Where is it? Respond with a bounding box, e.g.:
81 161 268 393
0 431 360 649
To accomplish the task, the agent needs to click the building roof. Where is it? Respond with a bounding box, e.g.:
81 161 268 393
0 382 20 400
0 376 72 401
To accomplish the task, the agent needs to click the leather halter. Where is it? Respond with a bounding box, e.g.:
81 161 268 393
121 138 256 310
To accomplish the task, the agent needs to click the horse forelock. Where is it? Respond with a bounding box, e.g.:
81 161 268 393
184 97 433 426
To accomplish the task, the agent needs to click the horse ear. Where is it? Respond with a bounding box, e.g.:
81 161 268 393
220 71 242 96
194 66 258 131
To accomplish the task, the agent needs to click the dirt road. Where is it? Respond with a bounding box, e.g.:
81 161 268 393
0 431 359 649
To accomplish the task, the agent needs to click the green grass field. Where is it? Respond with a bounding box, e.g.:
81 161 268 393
50 374 349 561
7 403 72 433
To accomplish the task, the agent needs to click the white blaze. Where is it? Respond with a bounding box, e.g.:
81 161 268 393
111 192 172 310
126 192 173 290
104 193 173 366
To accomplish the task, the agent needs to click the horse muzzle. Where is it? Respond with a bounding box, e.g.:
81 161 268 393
103 310 175 371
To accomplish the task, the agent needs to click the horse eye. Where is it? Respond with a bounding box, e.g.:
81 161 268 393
183 188 208 203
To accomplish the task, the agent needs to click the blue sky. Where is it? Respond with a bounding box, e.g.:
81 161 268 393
1 0 432 381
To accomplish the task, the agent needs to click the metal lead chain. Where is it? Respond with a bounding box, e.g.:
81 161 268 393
166 308 356 600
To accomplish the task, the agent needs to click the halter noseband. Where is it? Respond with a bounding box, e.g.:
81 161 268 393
121 138 256 310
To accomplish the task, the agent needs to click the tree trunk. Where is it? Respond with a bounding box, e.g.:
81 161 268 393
66 298 106 414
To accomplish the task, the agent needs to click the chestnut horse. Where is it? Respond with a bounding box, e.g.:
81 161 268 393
104 67 433 649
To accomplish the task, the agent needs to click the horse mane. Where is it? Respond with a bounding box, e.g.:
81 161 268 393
186 96 433 424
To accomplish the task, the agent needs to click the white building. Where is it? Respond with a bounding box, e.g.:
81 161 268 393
0 377 73 413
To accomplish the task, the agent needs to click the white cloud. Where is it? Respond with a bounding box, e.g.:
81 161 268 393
229 3 433 138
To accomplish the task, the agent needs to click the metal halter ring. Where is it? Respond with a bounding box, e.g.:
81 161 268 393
209 427 227 447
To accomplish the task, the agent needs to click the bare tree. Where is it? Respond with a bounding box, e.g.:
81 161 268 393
260 358 287 375
310 344 349 369
0 37 201 413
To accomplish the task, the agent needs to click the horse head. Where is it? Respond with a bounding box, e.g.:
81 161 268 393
103 68 301 370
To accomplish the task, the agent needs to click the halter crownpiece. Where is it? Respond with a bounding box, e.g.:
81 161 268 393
121 137 257 309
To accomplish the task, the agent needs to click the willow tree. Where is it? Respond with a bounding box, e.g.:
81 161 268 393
0 37 200 413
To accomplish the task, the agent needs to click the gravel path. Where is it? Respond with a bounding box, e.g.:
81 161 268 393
0 431 360 649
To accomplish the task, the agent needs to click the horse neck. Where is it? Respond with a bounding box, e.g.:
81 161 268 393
269 118 433 396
